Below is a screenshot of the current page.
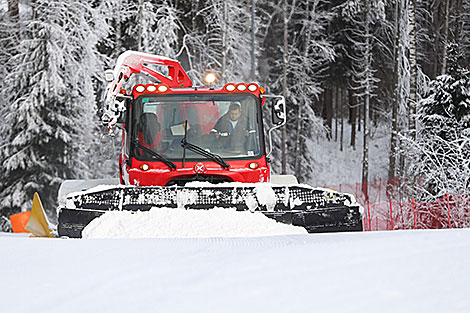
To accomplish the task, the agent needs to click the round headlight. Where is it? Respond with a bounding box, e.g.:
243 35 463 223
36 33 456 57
237 84 247 91
248 162 259 169
139 164 150 171
135 85 145 93
158 84 169 92
248 84 258 92
147 85 157 92
225 84 236 92
204 72 216 84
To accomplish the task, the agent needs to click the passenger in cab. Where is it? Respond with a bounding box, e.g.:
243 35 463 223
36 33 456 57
137 112 162 156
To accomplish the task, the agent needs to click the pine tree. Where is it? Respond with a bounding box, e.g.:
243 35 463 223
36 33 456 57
0 0 108 219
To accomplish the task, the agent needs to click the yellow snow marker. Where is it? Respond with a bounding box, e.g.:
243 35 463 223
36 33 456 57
25 193 54 238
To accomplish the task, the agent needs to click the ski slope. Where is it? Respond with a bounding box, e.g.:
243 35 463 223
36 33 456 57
1 229 469 313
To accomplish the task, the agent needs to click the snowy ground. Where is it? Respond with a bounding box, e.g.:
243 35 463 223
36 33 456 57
1 229 469 313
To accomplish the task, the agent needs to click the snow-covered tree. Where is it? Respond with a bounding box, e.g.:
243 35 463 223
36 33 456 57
0 0 108 219
182 0 253 84
99 0 137 58
407 44 470 201
0 2 20 228
341 0 385 200
291 1 333 181
141 1 181 58
255 0 334 182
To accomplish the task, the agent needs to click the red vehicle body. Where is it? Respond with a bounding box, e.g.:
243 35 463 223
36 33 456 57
105 52 277 187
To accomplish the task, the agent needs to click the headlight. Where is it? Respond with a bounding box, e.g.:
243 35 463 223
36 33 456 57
225 84 236 92
147 85 157 92
237 84 247 91
139 164 150 171
248 84 258 92
157 84 169 92
204 72 216 84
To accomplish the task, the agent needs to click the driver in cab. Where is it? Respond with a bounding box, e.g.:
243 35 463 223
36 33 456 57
211 103 249 153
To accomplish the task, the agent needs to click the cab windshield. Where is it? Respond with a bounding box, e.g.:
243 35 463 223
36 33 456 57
134 94 262 160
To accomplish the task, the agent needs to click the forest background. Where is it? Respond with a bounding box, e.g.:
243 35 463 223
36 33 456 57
0 0 469 227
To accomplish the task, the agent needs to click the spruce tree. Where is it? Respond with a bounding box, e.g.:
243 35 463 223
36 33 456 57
0 0 108 219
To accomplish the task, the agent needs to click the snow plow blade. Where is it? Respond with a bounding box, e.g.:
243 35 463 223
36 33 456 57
58 185 363 238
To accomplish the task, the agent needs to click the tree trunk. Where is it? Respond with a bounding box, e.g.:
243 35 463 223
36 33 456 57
295 0 312 180
115 2 122 55
191 1 198 30
8 0 19 22
281 0 288 174
137 0 144 51
324 89 333 140
388 0 401 182
362 0 371 202
294 100 302 179
250 0 256 81
349 89 356 150
357 98 361 133
340 88 344 152
335 86 339 142
441 0 450 75
362 93 370 202
453 0 463 44
409 0 417 140
221 1 228 82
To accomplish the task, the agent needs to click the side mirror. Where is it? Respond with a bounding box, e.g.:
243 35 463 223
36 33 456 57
115 97 128 125
272 98 286 126
116 110 127 125
105 69 114 82
264 95 286 159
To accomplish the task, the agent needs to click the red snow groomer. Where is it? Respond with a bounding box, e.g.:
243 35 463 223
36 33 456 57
56 51 363 238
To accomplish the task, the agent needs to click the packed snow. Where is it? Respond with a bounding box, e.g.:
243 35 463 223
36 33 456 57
1 229 469 313
82 207 307 238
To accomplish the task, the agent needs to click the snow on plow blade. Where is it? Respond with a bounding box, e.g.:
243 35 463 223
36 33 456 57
58 185 363 238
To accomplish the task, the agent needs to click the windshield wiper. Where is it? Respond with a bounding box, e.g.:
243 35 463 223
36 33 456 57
131 138 177 171
181 138 230 170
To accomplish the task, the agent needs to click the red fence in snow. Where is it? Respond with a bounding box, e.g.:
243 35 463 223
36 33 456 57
323 179 470 231
362 194 470 231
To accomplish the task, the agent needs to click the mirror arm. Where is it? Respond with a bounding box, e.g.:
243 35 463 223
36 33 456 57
116 94 133 100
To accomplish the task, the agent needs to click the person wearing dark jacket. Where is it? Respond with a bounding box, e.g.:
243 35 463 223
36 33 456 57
211 103 249 153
